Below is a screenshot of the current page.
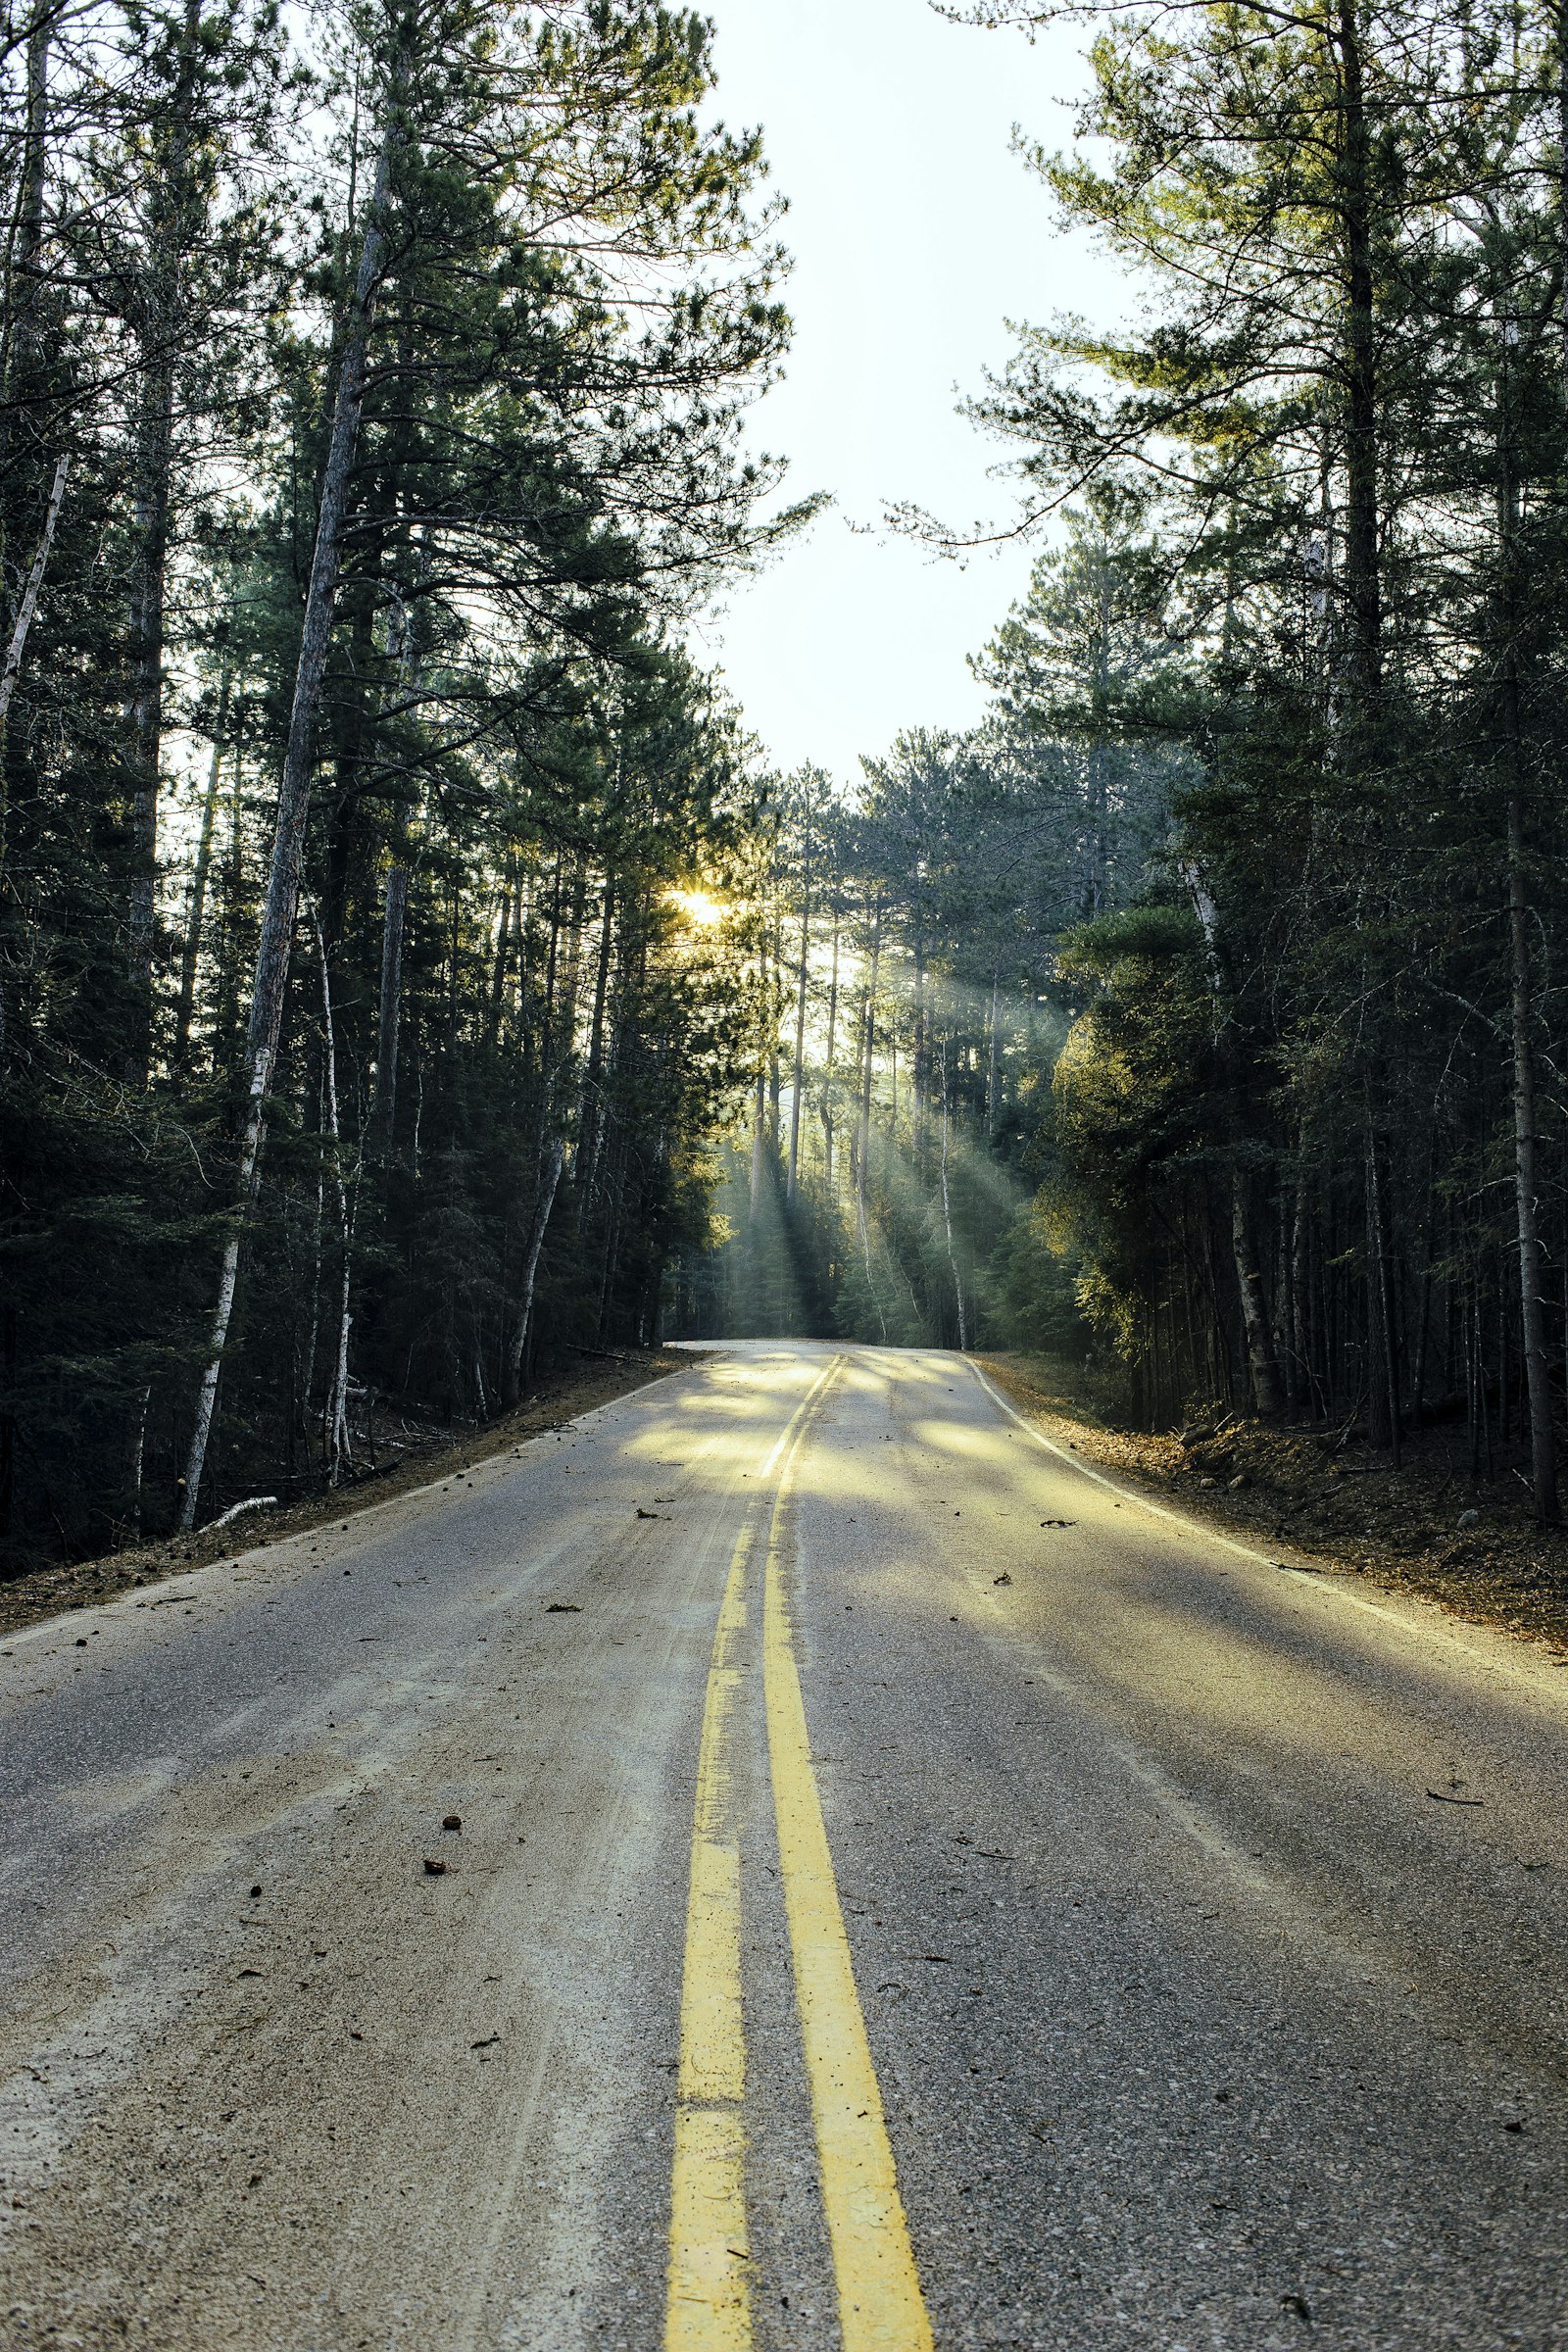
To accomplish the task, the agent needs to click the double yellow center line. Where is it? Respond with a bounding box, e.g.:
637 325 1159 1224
665 1357 933 2352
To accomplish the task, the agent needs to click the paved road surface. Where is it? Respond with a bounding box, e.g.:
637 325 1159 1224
4 1343 1568 2350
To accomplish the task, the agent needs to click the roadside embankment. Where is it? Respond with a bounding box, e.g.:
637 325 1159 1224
982 1351 1568 1657
0 1348 685 1641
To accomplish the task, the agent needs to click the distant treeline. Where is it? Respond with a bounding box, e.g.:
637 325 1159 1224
0 0 793 1570
698 0 1568 1531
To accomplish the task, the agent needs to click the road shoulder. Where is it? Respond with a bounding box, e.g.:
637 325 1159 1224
0 1348 690 1642
980 1350 1568 1663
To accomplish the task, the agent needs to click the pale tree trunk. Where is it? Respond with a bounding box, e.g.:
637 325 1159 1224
1335 0 1382 706
124 1382 151 1542
1230 1180 1283 1420
1509 786 1557 1520
127 0 207 1074
768 907 782 1150
371 858 409 1152
856 903 882 1203
0 451 66 740
939 1040 966 1349
173 664 232 1070
0 3 53 614
0 439 69 1042
910 931 926 1163
179 115 399 1530
368 573 426 1152
5 8 51 396
507 1137 565 1398
986 971 1001 1139
787 877 810 1200
126 375 174 1051
821 908 840 1191
1185 861 1284 1418
502 856 582 1401
314 912 354 1487
486 852 514 1045
575 873 615 1210
1496 289 1559 1522
856 903 882 1312
749 1066 766 1222
0 441 66 1043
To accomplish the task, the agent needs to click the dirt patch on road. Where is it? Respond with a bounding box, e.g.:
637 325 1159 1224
982 1352 1568 1658
0 1349 689 1642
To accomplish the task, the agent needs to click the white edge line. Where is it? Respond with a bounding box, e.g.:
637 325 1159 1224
967 1358 1547 1665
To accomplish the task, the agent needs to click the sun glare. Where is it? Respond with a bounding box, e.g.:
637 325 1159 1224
668 887 728 928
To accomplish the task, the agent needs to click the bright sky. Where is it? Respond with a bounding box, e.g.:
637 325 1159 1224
693 0 1120 791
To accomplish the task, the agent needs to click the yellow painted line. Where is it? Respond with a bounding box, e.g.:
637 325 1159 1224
762 1364 935 2352
665 1355 848 2352
665 1519 754 2351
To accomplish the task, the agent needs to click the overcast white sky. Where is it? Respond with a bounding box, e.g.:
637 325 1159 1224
692 0 1119 790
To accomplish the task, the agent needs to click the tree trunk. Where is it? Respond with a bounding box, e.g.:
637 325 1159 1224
1495 272 1559 1523
787 881 810 1200
749 1065 766 1223
1509 788 1558 1521
939 1041 966 1349
507 1136 565 1400
0 438 66 1046
1231 1174 1284 1420
1335 0 1382 705
910 926 926 1164
1365 1122 1401 1466
576 873 615 1211
856 901 882 1278
126 0 208 1074
173 663 232 1070
179 110 400 1530
821 907 840 1190
986 971 1001 1138
486 852 514 1045
0 451 66 742
371 858 409 1153
312 911 354 1486
1186 860 1284 1417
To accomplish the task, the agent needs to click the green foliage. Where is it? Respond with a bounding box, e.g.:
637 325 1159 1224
0 0 796 1566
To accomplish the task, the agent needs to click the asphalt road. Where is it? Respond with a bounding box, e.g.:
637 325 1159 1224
4 1342 1568 2352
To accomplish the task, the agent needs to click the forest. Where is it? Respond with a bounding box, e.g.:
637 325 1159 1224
0 0 806 1568
4 0 1568 1571
684 0 1568 1537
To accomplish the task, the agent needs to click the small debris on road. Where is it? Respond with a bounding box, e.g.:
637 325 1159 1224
442 1813 462 1832
994 1573 1012 1586
422 1856 448 1876
545 1602 580 1613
